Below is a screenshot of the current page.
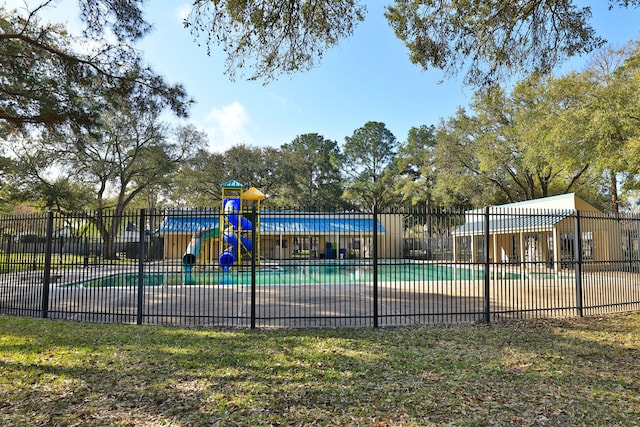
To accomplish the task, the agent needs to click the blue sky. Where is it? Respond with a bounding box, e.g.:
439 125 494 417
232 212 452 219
5 1 640 152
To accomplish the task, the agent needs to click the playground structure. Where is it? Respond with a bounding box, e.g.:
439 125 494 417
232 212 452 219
182 180 265 273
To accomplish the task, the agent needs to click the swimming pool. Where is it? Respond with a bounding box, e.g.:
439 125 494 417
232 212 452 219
64 261 501 288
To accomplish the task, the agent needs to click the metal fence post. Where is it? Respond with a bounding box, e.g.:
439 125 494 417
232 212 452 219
137 209 146 325
250 204 257 329
483 206 491 323
573 210 584 317
373 204 379 328
42 211 54 318
636 215 640 270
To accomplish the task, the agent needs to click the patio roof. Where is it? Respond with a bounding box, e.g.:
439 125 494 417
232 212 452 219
157 213 385 235
261 216 384 234
453 211 572 235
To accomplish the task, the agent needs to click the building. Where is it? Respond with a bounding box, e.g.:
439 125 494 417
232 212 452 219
156 210 404 265
451 193 629 272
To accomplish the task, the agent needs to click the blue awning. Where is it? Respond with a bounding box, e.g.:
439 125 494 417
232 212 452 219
158 215 219 233
261 216 384 234
157 213 385 234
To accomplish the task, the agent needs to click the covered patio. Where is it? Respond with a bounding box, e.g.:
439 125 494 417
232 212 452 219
451 194 614 273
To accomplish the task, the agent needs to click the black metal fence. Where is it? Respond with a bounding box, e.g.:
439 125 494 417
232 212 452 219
1 206 639 328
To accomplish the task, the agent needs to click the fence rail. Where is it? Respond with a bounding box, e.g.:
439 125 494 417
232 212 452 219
1 207 639 328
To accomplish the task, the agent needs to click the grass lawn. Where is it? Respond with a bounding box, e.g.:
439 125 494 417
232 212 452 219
1 314 639 426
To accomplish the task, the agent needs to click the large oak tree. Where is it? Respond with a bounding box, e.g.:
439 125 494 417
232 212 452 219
434 77 598 207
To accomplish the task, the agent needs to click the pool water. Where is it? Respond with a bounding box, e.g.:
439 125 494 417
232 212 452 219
186 262 488 286
64 262 526 288
64 273 166 288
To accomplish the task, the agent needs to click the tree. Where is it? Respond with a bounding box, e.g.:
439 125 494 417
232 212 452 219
2 132 96 211
71 110 202 258
616 43 640 198
433 78 596 207
139 124 211 210
384 0 627 86
167 143 285 208
507 74 596 199
389 125 437 207
510 71 613 208
577 43 640 212
343 121 398 210
222 144 283 199
432 108 491 208
1 2 190 136
274 133 345 210
387 125 443 243
5 101 204 258
11 1 638 87
183 0 640 85
520 43 640 213
0 149 20 213
185 0 367 82
167 149 227 207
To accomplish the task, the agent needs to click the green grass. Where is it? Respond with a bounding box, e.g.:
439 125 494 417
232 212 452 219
1 314 639 426
0 253 137 274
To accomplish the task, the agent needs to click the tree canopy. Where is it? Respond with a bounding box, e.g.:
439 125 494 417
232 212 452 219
385 0 634 86
389 125 437 206
343 121 398 210
433 79 599 208
430 41 640 211
276 134 345 210
4 0 638 109
2 0 640 214
186 0 366 83
0 1 191 136
183 0 640 85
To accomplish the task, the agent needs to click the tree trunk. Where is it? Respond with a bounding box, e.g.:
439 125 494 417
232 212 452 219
610 170 619 214
103 210 126 260
94 208 123 260
426 198 433 237
103 233 119 260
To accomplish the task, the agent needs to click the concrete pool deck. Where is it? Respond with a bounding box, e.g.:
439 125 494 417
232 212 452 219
3 262 639 328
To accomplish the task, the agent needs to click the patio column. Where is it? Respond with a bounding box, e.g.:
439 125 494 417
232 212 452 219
519 231 526 270
452 235 457 262
552 226 560 274
470 235 476 263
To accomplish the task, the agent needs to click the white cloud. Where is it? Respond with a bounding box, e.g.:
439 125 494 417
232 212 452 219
176 4 191 22
267 91 290 107
204 102 254 152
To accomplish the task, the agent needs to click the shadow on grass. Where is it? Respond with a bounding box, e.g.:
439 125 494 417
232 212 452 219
1 314 640 426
